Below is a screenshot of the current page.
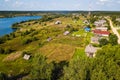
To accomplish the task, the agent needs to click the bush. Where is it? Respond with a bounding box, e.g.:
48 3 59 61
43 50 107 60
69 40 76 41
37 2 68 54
0 34 10 42
22 38 32 45
0 72 7 80
4 48 12 54
92 43 100 47
99 38 109 46
0 47 4 54
21 30 31 36
31 37 38 41
109 34 118 45
0 38 4 44
38 42 44 47
10 33 16 38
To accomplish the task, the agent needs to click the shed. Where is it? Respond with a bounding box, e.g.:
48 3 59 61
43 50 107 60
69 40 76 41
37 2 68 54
23 54 31 60
47 37 52 42
63 31 70 35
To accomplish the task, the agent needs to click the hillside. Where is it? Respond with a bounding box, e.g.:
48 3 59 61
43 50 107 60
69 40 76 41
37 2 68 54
0 13 120 80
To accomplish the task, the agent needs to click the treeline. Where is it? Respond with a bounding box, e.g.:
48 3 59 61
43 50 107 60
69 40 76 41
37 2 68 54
0 33 16 44
1 44 120 80
1 11 120 18
98 34 118 47
30 44 120 80
111 15 120 26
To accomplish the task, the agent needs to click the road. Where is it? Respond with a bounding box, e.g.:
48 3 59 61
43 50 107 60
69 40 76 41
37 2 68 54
107 19 120 44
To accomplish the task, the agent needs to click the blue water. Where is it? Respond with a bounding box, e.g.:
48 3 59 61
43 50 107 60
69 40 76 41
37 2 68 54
0 16 41 36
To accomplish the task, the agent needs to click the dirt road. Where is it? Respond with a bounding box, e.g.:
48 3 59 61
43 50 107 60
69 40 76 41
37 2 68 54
108 19 120 44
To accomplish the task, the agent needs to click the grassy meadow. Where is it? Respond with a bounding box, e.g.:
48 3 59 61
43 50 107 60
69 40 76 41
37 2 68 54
0 14 94 77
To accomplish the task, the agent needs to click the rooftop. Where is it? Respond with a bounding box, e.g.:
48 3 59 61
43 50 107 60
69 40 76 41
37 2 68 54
92 30 110 35
85 44 97 54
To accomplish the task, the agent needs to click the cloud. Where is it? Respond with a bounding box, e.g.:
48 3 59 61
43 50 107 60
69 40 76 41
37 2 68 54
99 0 109 2
4 0 9 2
12 1 24 7
96 0 112 5
118 0 120 4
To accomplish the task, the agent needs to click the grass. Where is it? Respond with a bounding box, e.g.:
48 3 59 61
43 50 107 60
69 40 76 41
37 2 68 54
72 48 86 60
39 43 75 63
0 16 92 76
0 54 31 75
52 35 84 47
3 51 22 62
72 29 94 44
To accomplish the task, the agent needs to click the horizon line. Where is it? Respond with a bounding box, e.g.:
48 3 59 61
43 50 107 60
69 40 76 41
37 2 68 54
0 10 120 12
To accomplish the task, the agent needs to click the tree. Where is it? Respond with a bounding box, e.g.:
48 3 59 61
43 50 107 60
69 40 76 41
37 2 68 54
22 37 32 45
61 45 120 80
99 38 108 46
60 57 91 80
4 48 12 54
0 47 4 54
0 38 4 44
0 72 7 80
30 54 54 80
109 34 118 45
91 45 120 80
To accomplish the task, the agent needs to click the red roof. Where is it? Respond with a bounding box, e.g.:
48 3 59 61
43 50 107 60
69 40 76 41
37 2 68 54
92 30 110 35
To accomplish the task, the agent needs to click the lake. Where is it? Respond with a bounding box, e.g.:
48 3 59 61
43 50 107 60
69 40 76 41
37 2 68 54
0 16 41 36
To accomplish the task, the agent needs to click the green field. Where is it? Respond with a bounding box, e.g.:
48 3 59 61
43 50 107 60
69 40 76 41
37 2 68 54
0 15 93 77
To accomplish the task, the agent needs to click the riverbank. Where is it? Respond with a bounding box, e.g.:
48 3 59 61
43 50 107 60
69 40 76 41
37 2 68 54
0 16 41 36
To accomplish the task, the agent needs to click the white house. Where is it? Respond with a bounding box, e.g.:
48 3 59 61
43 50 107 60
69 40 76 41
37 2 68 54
23 54 31 60
94 20 106 27
96 27 108 31
55 21 62 25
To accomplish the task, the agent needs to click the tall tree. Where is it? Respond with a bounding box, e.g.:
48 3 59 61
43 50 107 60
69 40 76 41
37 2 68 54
109 34 118 45
30 54 54 80
99 38 108 46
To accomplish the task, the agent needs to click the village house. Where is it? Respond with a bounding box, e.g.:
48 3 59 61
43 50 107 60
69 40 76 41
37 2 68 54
96 27 108 31
55 21 62 25
85 44 98 57
63 31 70 35
94 20 106 27
92 30 110 37
83 20 89 25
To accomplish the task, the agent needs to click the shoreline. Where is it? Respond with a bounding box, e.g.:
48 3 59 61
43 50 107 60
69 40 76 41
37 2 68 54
0 16 42 36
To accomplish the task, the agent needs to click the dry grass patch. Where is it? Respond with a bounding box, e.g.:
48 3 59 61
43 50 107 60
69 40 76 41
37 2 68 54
40 43 75 62
3 51 22 62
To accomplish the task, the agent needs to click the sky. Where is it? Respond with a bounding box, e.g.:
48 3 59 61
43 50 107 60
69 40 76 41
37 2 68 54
0 0 120 11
